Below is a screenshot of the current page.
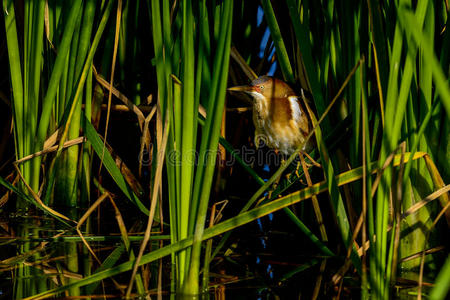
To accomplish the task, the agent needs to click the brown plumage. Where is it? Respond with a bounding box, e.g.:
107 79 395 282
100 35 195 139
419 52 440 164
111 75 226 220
229 76 313 155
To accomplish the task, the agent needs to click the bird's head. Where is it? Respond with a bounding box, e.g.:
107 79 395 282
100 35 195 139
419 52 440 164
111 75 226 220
228 76 295 102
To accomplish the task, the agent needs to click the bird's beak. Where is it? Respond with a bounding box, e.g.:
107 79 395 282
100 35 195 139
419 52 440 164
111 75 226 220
227 85 254 93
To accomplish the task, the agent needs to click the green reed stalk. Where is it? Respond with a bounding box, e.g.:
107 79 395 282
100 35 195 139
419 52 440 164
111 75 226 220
183 0 233 294
150 0 234 294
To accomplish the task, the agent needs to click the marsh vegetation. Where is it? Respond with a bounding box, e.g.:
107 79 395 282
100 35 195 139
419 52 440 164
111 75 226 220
0 0 449 299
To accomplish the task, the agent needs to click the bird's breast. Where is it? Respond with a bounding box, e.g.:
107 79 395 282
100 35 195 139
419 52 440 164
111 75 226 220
252 96 311 154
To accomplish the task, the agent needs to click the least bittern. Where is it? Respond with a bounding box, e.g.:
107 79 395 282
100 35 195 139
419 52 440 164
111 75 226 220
228 76 314 156
229 76 321 235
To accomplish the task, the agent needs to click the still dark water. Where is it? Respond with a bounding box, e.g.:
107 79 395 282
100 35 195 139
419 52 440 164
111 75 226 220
0 213 436 299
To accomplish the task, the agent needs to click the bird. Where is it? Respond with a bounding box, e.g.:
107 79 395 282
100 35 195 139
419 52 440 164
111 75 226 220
228 76 314 156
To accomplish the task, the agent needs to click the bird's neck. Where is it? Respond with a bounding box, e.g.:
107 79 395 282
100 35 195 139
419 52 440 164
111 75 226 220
250 92 270 120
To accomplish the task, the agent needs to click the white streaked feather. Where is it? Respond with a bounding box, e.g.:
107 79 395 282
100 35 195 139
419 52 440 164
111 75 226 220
287 96 302 124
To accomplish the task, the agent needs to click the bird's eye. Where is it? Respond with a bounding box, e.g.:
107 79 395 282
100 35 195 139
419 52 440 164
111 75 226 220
260 85 264 90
